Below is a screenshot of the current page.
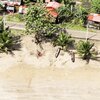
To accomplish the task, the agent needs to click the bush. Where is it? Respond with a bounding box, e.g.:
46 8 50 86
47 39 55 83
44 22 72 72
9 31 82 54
53 32 75 49
73 6 88 26
6 14 25 22
0 29 13 53
91 0 100 14
0 18 4 33
76 40 96 61
57 5 74 23
26 3 60 42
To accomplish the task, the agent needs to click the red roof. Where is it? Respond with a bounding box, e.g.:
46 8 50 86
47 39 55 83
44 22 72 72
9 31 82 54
46 1 61 9
46 1 61 17
88 14 100 22
48 10 58 17
45 0 50 3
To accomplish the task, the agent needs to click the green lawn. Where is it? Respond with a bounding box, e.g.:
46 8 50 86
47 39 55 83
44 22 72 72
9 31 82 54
11 29 26 36
6 13 25 23
62 23 87 31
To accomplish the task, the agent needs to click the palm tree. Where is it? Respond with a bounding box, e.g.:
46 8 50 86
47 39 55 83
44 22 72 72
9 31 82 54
0 29 13 53
76 40 95 63
0 18 4 33
53 32 75 49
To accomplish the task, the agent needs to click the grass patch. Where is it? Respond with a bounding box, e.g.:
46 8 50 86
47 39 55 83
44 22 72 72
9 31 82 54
6 13 25 23
0 16 2 20
64 23 87 31
11 29 26 36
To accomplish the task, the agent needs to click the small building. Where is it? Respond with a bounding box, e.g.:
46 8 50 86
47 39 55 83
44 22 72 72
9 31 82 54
0 0 23 6
88 14 100 29
0 0 23 12
46 1 61 17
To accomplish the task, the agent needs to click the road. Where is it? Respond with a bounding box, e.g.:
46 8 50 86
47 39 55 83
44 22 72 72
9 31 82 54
5 21 25 30
5 21 100 41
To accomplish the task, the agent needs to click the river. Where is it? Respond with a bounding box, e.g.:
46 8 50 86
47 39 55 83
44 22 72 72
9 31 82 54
0 63 100 100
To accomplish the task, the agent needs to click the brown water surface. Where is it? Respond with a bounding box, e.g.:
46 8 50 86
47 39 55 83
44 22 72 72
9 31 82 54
0 63 100 100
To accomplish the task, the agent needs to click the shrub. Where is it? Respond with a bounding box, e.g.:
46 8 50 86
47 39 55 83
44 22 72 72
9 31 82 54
91 0 100 14
73 6 88 26
0 29 13 53
0 18 4 33
53 32 75 49
76 40 96 62
57 5 74 23
26 3 60 42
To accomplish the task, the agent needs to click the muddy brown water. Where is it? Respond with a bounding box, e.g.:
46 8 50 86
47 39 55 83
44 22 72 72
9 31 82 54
0 63 100 100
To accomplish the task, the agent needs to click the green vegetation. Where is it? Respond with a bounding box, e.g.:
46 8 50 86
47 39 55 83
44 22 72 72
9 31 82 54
26 3 48 34
26 3 60 42
57 5 74 23
53 32 75 49
91 0 100 14
0 29 13 53
76 40 97 62
73 6 88 26
25 2 98 62
0 18 4 32
6 14 25 22
63 23 86 31
0 1 99 63
11 29 25 36
0 20 21 53
0 3 4 10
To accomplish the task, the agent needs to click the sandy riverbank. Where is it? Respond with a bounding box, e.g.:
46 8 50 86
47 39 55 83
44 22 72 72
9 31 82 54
0 35 100 100
0 35 100 70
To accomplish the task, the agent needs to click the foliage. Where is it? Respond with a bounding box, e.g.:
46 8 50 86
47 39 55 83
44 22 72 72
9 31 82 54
24 0 30 5
11 29 25 36
82 0 91 11
63 0 73 5
0 3 3 9
91 0 100 13
64 22 86 31
76 40 95 61
57 5 74 23
55 0 62 3
73 6 88 25
26 3 60 42
53 32 75 49
24 0 37 6
0 29 13 53
6 14 25 22
26 3 48 33
0 18 4 33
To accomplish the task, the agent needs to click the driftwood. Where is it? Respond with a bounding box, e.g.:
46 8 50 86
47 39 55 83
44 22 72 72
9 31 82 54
36 50 43 58
70 51 75 62
55 48 61 58
36 50 45 58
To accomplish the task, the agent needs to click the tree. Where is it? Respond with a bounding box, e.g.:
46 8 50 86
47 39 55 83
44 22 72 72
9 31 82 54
63 0 72 5
26 3 47 33
53 32 75 49
57 5 74 23
76 40 96 63
0 3 3 10
91 0 100 13
26 3 60 42
0 29 13 53
0 18 4 33
73 6 88 26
